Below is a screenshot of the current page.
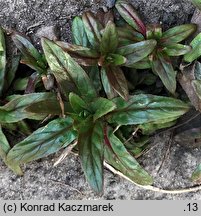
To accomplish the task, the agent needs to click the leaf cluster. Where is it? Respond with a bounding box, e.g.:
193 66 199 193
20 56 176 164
1 0 201 193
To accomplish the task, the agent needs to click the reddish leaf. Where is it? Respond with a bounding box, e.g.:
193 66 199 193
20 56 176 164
115 0 146 35
78 119 104 193
100 67 117 99
100 21 118 54
105 66 129 100
82 11 103 48
56 41 99 66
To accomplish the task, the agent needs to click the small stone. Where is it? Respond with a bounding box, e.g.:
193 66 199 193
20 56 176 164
36 25 59 41
105 0 116 9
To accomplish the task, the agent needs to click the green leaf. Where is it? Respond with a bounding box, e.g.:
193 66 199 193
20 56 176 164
57 41 99 58
161 24 197 46
78 120 104 193
184 32 201 63
117 26 144 46
128 57 151 69
192 80 201 100
117 40 157 66
90 97 116 121
146 24 162 40
108 94 190 125
7 118 77 164
3 54 20 92
151 53 177 94
106 54 127 66
100 21 118 54
194 61 201 80
115 0 146 35
0 93 58 123
26 97 72 115
87 66 102 93
0 27 6 95
56 41 99 66
163 44 191 56
69 92 87 114
100 67 117 99
191 0 201 10
72 16 88 46
42 38 97 101
13 77 28 91
12 32 47 74
0 126 10 161
82 11 103 48
191 164 201 183
105 66 129 100
139 118 177 135
104 128 153 185
0 125 23 175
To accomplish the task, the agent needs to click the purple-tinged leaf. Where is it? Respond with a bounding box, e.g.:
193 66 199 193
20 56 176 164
78 120 104 193
96 10 114 27
115 0 146 35
57 41 99 58
26 98 72 115
151 53 177 94
117 40 157 66
117 26 144 46
100 21 118 54
12 32 47 74
87 66 102 93
82 11 103 48
0 93 59 123
101 67 118 99
7 118 77 164
56 41 99 66
105 66 129 100
42 38 97 101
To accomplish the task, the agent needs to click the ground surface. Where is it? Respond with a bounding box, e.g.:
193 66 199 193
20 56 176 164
1 0 201 200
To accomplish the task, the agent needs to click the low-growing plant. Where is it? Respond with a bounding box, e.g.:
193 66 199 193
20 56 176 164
3 38 189 192
1 0 201 193
115 0 196 94
57 11 156 100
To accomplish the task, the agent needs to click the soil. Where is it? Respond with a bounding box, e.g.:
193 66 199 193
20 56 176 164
1 0 201 200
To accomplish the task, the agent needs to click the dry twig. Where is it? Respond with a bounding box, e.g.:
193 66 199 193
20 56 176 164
104 162 201 194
